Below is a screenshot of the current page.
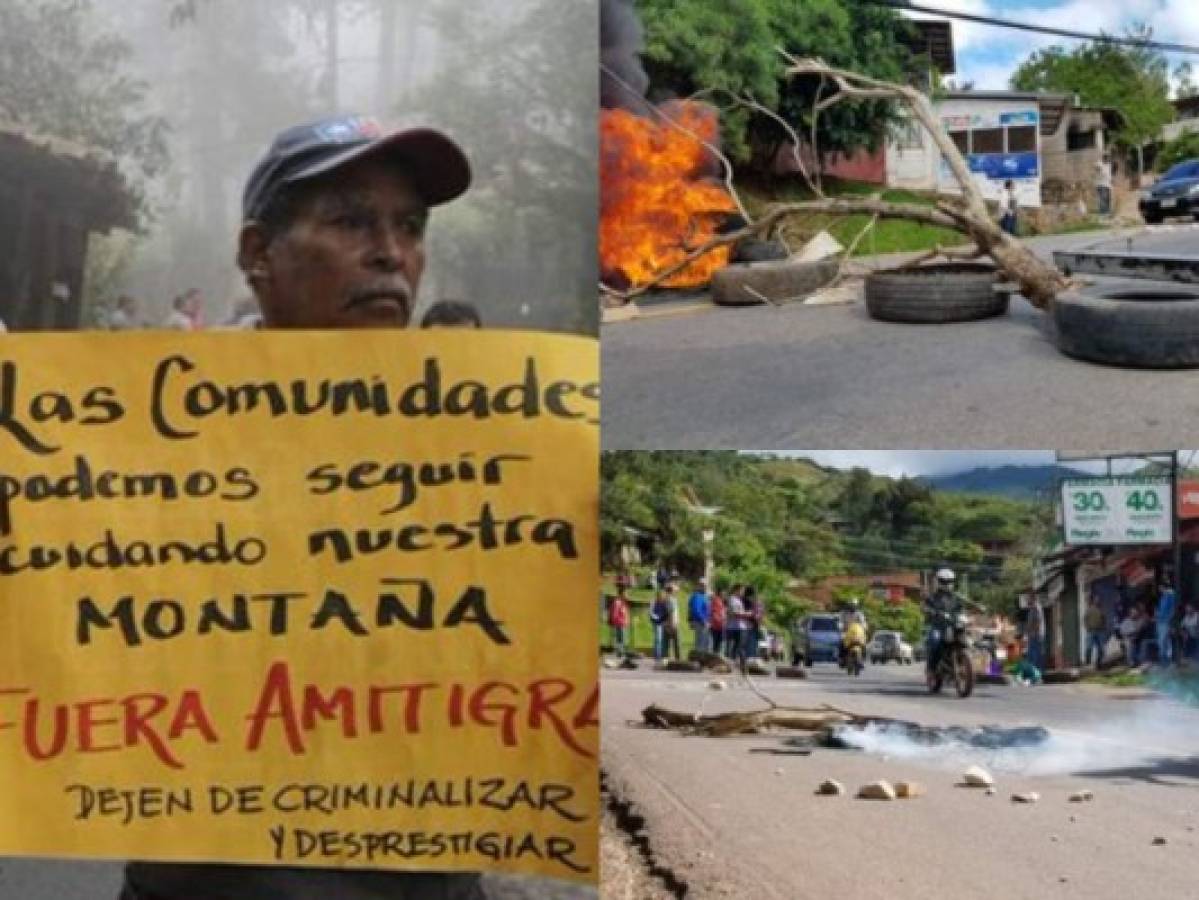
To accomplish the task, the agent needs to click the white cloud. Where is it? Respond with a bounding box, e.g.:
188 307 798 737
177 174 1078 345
797 451 1055 478
910 0 1199 93
791 451 1192 479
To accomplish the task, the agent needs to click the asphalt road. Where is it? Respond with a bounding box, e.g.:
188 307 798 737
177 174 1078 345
602 661 1199 900
602 225 1199 450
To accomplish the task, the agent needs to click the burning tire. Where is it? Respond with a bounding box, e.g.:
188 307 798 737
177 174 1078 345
1054 289 1199 368
864 263 1007 323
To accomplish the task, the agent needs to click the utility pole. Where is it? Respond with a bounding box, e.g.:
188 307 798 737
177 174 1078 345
1173 450 1181 589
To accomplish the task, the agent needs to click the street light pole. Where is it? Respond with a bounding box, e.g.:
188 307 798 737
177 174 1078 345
702 527 715 587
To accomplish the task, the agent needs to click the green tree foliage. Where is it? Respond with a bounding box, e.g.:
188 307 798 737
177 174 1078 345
1156 130 1199 173
602 452 1048 635
634 0 915 164
1009 26 1173 151
0 0 170 218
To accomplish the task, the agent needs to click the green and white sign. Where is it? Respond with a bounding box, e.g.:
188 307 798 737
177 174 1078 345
1061 477 1172 546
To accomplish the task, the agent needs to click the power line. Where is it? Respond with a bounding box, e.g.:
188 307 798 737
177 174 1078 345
868 0 1199 56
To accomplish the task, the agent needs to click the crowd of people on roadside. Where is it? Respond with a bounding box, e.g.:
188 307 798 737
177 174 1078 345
605 566 771 665
1082 576 1199 669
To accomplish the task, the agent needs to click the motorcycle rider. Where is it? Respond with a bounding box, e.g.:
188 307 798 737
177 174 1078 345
924 568 967 675
839 598 868 668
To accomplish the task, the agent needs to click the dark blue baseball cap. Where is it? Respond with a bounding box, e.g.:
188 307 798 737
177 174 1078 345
242 115 471 220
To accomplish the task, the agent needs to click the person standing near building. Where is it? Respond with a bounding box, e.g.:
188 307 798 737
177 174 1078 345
608 586 630 656
1156 577 1177 665
663 582 681 660
999 180 1019 235
1025 594 1045 671
709 588 726 656
742 586 762 661
1181 602 1199 661
687 579 710 653
108 294 139 330
1084 594 1107 668
1096 154 1113 215
725 584 745 661
648 589 669 661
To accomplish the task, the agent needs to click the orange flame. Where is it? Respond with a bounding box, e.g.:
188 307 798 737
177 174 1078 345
600 102 737 289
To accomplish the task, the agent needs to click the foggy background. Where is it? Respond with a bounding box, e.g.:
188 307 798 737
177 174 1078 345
1 0 597 333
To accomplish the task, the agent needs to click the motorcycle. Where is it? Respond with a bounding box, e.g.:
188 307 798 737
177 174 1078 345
845 640 865 677
841 622 867 677
926 609 974 697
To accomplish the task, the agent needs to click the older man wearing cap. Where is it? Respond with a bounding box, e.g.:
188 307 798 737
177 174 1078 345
120 115 480 899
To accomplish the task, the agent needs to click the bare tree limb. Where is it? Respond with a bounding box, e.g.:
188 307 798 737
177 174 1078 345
689 87 821 198
606 197 966 302
832 212 881 284
776 50 1070 309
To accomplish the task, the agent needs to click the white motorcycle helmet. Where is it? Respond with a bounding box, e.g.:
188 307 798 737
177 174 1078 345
935 568 955 590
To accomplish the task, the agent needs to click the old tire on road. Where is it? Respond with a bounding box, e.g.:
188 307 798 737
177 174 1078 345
1054 289 1199 368
711 258 839 306
865 263 1007 324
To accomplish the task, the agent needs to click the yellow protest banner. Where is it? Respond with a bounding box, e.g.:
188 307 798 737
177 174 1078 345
0 329 599 882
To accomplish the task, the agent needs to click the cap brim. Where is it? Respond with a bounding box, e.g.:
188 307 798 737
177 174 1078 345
284 127 471 207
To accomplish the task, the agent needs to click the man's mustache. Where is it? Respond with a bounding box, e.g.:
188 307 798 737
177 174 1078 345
345 278 413 310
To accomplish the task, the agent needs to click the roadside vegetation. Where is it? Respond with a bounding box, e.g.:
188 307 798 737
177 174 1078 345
602 452 1054 650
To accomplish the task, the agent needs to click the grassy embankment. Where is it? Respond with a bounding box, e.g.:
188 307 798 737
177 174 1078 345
741 177 1106 257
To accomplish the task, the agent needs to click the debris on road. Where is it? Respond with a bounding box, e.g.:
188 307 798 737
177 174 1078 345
1154 836 1169 846
962 766 995 788
895 782 924 799
640 702 856 737
661 660 702 673
1069 790 1095 803
1012 792 1040 804
690 651 733 673
796 230 844 262
816 779 845 796
856 780 897 801
775 665 808 679
744 658 771 676
708 680 728 691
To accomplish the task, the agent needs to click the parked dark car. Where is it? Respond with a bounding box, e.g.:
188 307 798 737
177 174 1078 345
1139 159 1199 223
791 614 842 666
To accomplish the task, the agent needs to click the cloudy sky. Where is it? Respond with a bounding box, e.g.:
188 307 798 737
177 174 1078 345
904 0 1199 92
796 451 1195 478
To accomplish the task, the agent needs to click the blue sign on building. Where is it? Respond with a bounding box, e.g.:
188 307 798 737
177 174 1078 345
966 152 1039 180
999 110 1039 126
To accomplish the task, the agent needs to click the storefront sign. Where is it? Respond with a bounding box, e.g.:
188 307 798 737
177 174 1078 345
0 330 600 881
1178 480 1199 519
1062 477 1172 546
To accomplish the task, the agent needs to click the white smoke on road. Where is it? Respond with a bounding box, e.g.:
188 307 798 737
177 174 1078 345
830 698 1199 778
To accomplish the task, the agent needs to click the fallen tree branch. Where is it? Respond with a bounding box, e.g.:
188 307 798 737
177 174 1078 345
897 244 987 270
641 703 855 737
832 211 881 284
690 87 821 198
607 197 967 302
778 50 1071 309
